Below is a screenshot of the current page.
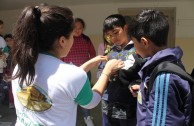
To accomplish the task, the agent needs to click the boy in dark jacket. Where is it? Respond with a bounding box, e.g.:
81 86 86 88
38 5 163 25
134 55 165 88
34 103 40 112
129 9 192 126
101 14 145 126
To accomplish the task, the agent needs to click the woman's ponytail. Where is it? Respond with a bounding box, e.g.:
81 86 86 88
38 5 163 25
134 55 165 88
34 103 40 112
12 6 41 87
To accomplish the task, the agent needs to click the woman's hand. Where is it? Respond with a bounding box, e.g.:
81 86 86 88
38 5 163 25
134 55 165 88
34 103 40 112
92 59 124 96
89 55 108 66
80 55 108 72
102 59 125 75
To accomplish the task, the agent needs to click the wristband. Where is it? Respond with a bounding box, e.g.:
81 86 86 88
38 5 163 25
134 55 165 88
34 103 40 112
101 72 109 78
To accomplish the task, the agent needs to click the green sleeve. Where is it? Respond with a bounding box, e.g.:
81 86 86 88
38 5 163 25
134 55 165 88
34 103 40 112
75 78 93 106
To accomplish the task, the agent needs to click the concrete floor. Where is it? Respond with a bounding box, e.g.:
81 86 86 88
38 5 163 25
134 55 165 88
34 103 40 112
0 103 102 126
0 103 16 126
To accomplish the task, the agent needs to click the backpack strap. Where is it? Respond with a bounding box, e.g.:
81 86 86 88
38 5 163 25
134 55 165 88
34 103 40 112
148 61 194 94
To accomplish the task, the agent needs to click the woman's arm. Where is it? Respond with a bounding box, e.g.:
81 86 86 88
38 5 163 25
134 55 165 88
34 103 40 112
80 55 108 72
92 59 124 96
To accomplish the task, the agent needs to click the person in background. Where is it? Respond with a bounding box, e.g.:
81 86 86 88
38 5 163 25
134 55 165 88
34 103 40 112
0 20 7 73
3 34 15 109
11 5 124 126
101 14 145 126
129 9 192 126
0 19 7 118
0 20 7 55
61 18 96 126
0 20 7 72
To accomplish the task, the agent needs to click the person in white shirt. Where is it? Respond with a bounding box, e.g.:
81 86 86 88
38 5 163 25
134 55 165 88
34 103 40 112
0 19 6 119
0 20 7 72
11 5 124 126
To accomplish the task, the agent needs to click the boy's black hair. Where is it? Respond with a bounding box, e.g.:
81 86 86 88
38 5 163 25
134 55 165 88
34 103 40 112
129 9 169 46
103 14 126 33
4 34 13 40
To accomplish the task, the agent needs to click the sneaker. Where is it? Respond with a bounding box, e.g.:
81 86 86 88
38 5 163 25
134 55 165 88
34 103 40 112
84 116 94 126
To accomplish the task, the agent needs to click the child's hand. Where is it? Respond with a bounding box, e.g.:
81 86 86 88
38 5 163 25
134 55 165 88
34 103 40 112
129 84 140 97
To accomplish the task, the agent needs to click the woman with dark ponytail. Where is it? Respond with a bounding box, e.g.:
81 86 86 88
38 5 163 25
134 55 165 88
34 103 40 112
11 5 124 126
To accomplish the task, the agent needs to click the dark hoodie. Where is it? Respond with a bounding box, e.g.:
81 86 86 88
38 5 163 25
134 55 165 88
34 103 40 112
137 47 192 126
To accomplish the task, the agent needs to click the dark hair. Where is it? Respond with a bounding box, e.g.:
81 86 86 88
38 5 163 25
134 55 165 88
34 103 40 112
129 9 169 46
0 20 3 25
4 34 13 40
12 5 74 87
103 14 126 33
75 18 85 29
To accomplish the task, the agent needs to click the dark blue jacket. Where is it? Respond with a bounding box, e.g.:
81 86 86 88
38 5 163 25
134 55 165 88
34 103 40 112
107 44 136 104
137 47 192 126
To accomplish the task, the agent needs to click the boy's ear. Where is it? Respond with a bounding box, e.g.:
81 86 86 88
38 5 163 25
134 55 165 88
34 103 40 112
124 25 128 31
141 37 150 48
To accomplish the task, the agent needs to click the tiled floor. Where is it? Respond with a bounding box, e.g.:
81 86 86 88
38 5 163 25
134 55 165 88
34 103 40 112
0 103 102 126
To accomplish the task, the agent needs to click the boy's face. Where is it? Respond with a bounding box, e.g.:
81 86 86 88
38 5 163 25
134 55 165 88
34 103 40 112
105 26 128 47
131 37 149 58
5 37 14 47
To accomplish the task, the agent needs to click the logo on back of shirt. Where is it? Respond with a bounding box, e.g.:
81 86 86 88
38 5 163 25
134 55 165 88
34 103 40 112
17 85 52 111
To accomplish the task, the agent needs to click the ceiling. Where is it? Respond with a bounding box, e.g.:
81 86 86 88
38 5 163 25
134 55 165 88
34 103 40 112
0 0 192 11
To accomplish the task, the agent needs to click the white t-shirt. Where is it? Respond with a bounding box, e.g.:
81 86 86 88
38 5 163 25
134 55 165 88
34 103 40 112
12 54 101 126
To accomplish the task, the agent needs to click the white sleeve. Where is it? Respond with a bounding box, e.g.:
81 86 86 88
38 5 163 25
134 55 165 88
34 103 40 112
81 91 101 109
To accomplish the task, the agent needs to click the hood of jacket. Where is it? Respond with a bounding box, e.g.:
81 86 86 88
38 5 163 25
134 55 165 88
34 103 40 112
139 46 183 79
